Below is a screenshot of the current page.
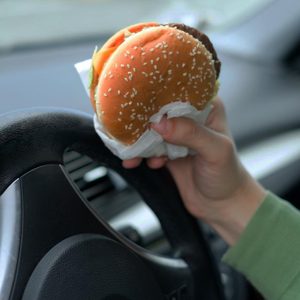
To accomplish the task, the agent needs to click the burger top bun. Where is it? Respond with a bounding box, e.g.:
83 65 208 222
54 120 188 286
90 22 221 145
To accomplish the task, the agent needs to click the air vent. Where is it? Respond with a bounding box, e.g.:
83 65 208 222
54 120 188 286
63 150 141 220
63 149 170 254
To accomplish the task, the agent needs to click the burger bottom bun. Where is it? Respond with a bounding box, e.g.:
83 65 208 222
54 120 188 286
93 100 212 160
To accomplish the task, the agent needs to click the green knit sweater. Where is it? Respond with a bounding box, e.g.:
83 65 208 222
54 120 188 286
223 193 300 300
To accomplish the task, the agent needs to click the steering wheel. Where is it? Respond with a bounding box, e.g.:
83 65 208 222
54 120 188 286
0 108 225 300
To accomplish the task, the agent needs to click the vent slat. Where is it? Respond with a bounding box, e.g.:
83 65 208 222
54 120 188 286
64 156 93 173
63 151 82 164
74 176 108 191
69 162 99 182
83 181 114 200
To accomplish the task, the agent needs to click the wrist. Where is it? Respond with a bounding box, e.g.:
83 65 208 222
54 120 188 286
204 174 266 246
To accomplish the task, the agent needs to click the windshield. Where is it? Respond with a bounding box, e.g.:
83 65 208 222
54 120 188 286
1 0 273 54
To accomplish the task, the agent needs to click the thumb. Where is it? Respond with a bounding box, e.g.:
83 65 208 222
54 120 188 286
151 117 228 159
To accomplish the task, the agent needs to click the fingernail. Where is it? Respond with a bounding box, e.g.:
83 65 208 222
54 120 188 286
152 117 171 134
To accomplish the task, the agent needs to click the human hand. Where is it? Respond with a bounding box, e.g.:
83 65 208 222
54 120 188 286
123 98 266 245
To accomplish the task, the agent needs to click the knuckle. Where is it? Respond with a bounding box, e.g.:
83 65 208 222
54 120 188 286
186 121 200 142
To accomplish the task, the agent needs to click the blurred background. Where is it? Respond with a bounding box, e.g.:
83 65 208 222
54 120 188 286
1 0 273 52
0 0 274 114
1 1 300 299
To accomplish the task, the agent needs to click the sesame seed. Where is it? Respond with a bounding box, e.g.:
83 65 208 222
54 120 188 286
127 64 130 68
124 78 128 82
156 57 160 61
117 90 121 95
108 88 112 92
121 64 125 68
103 93 107 97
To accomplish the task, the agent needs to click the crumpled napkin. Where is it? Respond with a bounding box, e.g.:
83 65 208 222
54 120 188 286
75 59 212 160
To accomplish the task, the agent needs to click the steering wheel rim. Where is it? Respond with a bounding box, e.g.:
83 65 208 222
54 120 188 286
0 107 225 300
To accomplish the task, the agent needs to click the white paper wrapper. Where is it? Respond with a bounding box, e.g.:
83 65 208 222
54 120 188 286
75 59 212 160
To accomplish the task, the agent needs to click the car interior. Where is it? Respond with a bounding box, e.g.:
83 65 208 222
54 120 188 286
1 0 300 299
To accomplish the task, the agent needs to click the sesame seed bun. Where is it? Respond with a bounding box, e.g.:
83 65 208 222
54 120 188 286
90 23 221 145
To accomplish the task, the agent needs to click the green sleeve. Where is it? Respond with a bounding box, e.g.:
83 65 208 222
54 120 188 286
222 192 300 300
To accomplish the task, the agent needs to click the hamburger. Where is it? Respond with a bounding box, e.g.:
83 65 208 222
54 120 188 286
89 22 221 145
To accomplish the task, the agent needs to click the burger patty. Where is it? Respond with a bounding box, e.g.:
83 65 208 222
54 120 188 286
165 23 221 78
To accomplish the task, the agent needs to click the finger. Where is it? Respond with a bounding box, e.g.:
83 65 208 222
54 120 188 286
122 158 143 169
205 97 230 135
147 156 168 169
151 116 228 159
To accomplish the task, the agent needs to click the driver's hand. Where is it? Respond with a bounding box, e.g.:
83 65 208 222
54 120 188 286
122 97 266 245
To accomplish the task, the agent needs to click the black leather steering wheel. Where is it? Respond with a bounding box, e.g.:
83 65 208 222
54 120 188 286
0 108 225 300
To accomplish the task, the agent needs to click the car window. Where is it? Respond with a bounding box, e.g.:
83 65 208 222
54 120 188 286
1 0 274 54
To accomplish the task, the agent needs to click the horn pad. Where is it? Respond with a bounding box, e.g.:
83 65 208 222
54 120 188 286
22 234 163 300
